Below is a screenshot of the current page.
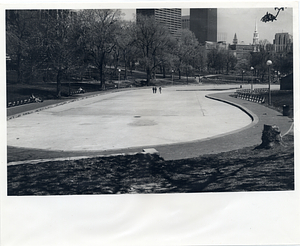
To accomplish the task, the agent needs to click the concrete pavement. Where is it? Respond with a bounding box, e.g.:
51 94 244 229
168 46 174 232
7 84 293 162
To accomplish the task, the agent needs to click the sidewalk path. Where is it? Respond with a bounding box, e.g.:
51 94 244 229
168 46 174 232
7 88 293 163
157 92 293 160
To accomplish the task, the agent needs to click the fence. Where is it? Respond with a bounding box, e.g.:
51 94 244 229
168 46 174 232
233 88 267 104
236 88 269 94
7 89 85 108
7 98 37 108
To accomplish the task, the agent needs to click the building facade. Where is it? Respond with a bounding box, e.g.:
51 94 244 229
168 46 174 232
136 9 182 36
273 33 293 53
190 8 217 44
181 15 190 29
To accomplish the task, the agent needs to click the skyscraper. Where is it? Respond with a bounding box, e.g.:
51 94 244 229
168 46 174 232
136 9 182 36
190 8 217 44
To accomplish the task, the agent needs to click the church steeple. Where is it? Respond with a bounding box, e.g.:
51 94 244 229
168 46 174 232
253 21 259 45
233 33 238 45
252 21 259 52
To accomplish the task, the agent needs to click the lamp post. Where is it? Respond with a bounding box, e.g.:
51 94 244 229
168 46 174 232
172 69 174 86
118 68 121 89
266 60 272 105
250 67 254 92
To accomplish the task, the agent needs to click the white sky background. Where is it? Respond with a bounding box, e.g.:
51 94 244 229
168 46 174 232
122 8 293 44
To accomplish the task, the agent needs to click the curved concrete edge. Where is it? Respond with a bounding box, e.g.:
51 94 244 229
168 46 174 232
7 150 160 166
6 87 142 121
7 87 150 121
282 122 294 137
7 93 103 121
7 91 260 165
205 93 259 125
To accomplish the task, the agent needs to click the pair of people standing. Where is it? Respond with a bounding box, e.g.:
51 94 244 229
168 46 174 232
152 87 162 94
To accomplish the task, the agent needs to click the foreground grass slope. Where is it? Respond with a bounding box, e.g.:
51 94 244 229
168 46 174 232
8 133 294 195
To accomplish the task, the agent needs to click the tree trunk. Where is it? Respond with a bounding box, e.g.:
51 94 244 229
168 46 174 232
99 63 106 91
99 70 105 90
256 124 283 149
124 62 127 80
56 70 62 98
146 67 151 86
124 53 127 80
186 69 188 84
17 53 22 84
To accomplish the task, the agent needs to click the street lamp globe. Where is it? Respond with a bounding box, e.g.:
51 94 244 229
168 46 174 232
250 67 254 91
266 60 272 105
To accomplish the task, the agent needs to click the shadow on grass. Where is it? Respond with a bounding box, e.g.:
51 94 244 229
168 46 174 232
7 134 294 196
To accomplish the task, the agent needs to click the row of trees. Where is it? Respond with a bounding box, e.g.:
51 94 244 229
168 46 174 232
206 38 293 82
6 9 293 97
7 9 203 96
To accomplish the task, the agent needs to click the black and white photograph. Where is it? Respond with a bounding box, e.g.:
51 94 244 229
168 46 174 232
5 6 295 195
1 0 299 245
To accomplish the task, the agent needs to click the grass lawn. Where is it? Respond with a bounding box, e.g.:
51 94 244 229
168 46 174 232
266 90 293 117
7 81 106 102
7 133 294 195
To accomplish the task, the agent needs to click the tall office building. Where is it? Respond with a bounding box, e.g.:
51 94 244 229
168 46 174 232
190 8 217 44
274 33 293 53
136 9 182 36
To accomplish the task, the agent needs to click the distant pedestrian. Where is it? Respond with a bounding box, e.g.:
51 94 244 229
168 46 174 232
159 87 162 93
154 87 157 93
152 87 155 93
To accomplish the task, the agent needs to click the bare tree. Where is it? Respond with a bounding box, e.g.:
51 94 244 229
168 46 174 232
115 20 136 80
173 29 199 81
249 39 272 82
77 9 122 90
6 10 41 84
36 10 81 97
132 14 174 85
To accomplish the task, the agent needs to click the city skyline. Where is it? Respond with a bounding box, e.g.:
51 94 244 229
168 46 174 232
122 8 293 45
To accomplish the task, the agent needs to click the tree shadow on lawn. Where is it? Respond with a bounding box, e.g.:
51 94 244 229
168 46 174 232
7 135 294 196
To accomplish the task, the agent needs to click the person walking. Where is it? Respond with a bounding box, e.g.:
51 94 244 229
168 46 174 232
152 87 155 93
159 87 162 94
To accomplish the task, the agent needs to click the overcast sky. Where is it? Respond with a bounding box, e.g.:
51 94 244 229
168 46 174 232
121 8 293 44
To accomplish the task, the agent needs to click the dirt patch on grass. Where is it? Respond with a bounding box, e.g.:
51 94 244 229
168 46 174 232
7 134 294 196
